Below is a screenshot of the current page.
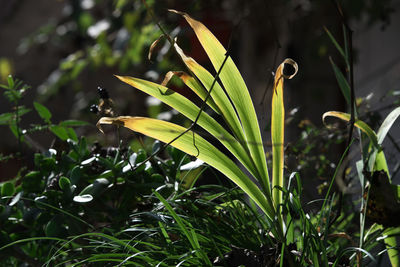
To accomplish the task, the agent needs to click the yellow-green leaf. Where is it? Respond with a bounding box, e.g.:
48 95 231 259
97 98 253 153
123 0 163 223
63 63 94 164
161 71 221 114
322 111 378 148
173 43 247 149
171 11 270 195
116 75 259 179
97 116 275 221
322 111 389 175
271 59 298 207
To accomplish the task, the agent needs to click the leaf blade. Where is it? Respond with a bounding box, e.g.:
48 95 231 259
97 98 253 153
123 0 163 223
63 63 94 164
322 111 378 148
271 59 298 207
376 107 400 145
116 75 259 180
161 71 221 114
97 116 275 220
322 111 389 174
171 12 270 195
329 58 351 106
173 44 247 147
33 101 52 124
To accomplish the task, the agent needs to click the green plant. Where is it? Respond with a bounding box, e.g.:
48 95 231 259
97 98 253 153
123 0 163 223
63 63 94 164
2 6 399 266
0 134 189 265
95 9 400 266
0 75 90 154
324 14 400 265
97 10 300 242
323 108 400 266
0 75 31 153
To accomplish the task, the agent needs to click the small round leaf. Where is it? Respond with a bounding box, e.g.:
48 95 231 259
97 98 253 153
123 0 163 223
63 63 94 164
73 194 93 203
1 182 15 197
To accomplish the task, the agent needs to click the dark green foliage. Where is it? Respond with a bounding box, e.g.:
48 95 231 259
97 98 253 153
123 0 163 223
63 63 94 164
0 136 186 265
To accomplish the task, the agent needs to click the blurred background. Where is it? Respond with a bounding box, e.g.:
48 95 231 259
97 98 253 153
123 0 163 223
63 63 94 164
0 0 399 197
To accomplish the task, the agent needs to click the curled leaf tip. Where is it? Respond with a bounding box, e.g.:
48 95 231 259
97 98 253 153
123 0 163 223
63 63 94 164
281 58 298 79
161 71 183 87
148 34 166 62
168 9 186 16
96 117 126 134
96 120 105 134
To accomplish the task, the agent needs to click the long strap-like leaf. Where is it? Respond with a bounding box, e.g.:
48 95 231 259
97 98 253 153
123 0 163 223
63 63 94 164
171 10 271 196
271 59 298 208
116 76 259 180
97 116 276 222
322 111 389 174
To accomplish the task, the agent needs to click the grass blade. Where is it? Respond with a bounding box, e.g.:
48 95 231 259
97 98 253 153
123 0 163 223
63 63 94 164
329 58 351 106
154 190 211 265
324 26 349 66
322 111 390 174
376 107 400 145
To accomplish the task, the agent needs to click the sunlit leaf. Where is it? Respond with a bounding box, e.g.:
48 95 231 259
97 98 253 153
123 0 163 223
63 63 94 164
73 194 93 203
271 58 298 206
322 111 378 148
97 116 275 220
116 75 259 179
322 111 389 175
368 107 400 176
173 43 247 148
161 71 220 114
148 34 165 61
9 192 22 206
376 107 400 145
171 12 270 194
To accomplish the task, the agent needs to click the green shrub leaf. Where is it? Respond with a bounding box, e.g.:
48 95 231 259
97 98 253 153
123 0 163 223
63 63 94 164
1 182 15 197
50 125 69 140
34 101 52 124
73 194 93 203
59 176 71 190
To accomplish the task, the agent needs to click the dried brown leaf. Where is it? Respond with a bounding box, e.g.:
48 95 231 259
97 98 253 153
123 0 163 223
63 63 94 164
148 34 166 62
